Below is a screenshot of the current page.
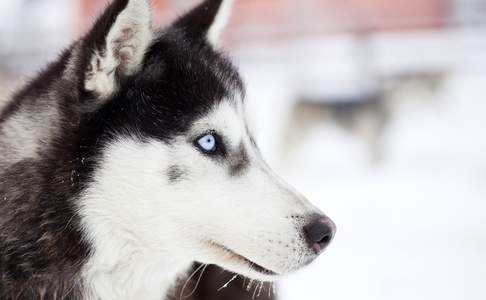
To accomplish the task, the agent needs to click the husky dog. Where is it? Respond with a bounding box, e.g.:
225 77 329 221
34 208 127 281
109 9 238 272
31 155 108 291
284 71 444 164
284 95 388 163
0 0 336 299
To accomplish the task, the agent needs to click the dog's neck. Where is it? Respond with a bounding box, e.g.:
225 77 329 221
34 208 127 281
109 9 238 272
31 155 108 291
79 192 192 300
82 241 192 300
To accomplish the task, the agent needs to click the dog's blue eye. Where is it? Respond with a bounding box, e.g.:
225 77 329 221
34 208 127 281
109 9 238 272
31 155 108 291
197 134 217 153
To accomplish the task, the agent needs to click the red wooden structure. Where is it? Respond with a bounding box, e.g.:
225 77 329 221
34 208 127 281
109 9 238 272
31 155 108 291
79 0 447 45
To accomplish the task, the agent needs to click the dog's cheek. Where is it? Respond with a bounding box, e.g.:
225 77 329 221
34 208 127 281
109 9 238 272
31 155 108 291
166 165 188 184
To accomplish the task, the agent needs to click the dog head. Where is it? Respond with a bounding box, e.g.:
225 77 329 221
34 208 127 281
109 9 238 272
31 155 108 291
76 0 335 281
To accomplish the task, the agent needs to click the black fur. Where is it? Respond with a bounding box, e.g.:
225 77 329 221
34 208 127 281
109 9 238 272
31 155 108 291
0 0 273 299
0 159 90 297
168 264 275 300
174 0 226 42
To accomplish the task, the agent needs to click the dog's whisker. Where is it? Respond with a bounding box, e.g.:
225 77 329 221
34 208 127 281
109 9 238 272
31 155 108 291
179 264 207 300
252 280 260 299
246 279 254 292
256 281 264 298
188 264 209 298
217 273 239 292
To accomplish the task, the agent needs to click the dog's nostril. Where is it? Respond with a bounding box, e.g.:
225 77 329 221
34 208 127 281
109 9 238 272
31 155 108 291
303 216 336 254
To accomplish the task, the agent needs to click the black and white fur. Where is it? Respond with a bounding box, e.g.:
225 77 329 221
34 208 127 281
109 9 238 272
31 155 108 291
0 0 335 299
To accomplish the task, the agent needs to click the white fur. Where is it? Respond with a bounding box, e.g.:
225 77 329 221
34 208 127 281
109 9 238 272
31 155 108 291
85 0 152 98
207 0 235 46
80 139 193 299
80 101 322 298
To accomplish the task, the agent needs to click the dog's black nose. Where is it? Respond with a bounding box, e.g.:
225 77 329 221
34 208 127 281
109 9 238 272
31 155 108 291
304 216 336 254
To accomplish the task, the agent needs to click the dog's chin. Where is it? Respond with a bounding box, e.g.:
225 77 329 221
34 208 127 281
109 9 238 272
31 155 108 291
202 241 281 282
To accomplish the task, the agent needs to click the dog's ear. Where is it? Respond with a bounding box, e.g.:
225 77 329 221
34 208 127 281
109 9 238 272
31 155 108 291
82 0 152 99
173 0 234 47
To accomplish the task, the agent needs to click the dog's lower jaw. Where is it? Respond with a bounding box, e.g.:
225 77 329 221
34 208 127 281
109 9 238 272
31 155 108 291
203 241 281 281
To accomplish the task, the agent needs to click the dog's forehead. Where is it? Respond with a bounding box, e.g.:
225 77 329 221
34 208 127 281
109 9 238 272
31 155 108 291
140 35 244 99
143 32 245 98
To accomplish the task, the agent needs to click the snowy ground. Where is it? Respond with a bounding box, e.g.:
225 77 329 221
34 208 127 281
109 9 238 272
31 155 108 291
240 42 486 299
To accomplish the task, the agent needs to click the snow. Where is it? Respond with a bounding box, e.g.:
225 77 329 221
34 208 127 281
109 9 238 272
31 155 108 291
239 36 486 299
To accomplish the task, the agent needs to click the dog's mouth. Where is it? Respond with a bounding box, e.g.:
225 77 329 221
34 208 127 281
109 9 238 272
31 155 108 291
206 241 279 276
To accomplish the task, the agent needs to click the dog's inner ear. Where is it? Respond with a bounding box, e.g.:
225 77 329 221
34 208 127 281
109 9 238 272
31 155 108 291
174 0 234 46
83 0 152 98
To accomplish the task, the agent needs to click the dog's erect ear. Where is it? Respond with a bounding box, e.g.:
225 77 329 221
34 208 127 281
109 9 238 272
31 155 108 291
82 0 152 98
174 0 234 46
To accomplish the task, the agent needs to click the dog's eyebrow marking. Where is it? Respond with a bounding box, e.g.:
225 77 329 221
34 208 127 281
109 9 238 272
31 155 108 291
229 144 250 177
167 165 187 183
